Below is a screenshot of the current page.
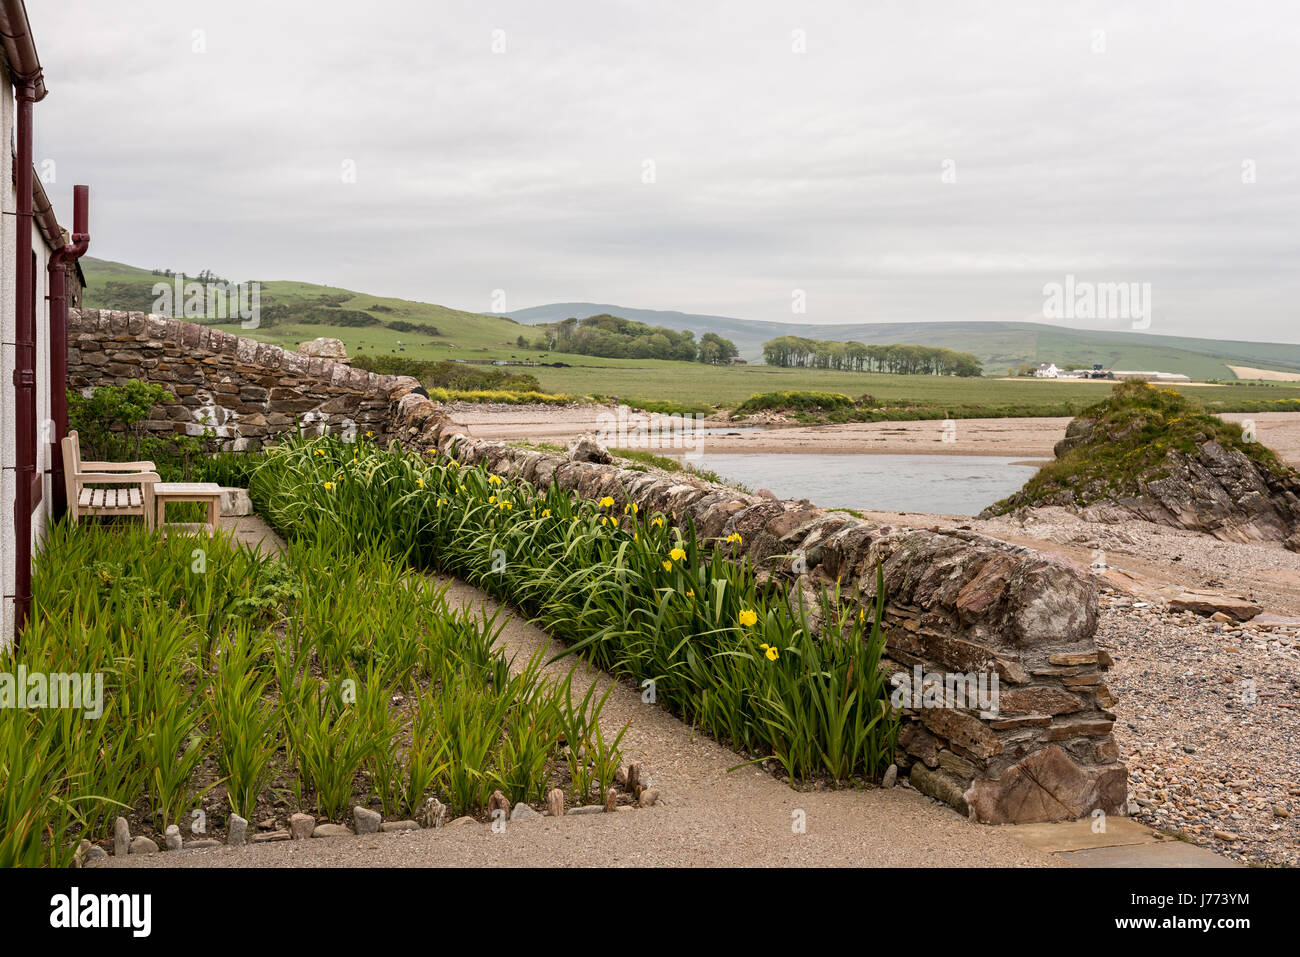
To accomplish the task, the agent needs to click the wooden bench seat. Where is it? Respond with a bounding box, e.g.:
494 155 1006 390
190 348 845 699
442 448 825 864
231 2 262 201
61 430 160 529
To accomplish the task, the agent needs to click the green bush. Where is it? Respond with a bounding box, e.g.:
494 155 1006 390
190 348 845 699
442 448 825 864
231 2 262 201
733 390 856 413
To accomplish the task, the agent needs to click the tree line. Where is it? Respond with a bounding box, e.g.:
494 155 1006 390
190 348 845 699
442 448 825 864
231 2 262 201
761 336 982 376
523 314 740 364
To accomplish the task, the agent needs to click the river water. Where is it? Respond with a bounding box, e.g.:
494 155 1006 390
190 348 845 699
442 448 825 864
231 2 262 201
681 452 1039 515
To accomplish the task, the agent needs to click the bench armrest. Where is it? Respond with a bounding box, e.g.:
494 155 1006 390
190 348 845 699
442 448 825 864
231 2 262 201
80 460 157 471
77 472 161 485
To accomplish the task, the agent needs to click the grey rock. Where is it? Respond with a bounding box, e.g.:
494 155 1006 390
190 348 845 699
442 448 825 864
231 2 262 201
565 434 612 464
219 487 253 516
380 820 420 832
353 806 382 834
129 836 159 855
638 788 660 808
312 823 353 838
227 814 248 846
510 802 541 822
288 812 315 840
251 830 290 843
447 816 476 827
164 824 182 851
566 805 605 816
881 764 899 789
185 839 221 849
113 816 130 857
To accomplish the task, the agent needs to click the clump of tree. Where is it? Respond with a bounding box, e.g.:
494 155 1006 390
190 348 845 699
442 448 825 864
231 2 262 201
697 332 739 365
526 314 737 363
762 336 982 377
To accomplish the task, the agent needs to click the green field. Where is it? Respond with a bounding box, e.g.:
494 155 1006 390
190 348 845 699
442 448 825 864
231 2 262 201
81 257 1300 413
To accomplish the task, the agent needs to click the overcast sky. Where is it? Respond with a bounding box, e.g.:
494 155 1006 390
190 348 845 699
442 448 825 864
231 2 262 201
27 1 1300 341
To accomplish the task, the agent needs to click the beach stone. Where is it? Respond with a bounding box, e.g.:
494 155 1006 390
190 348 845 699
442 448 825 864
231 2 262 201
488 790 510 819
605 787 618 812
312 824 353 838
185 839 221 849
164 824 182 851
511 803 541 822
113 816 130 857
447 816 476 827
251 830 289 843
638 788 660 808
354 806 382 834
881 764 898 789
567 805 604 816
227 814 248 846
129 836 159 855
83 842 108 864
545 788 565 817
380 820 420 832
289 812 315 840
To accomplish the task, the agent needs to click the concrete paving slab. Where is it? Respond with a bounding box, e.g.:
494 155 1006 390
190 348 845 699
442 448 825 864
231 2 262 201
1002 817 1164 853
1056 841 1245 868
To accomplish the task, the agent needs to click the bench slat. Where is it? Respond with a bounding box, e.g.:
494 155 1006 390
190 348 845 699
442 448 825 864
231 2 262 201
91 489 105 508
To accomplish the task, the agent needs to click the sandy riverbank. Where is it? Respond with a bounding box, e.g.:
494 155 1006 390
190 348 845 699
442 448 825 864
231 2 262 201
451 403 1300 466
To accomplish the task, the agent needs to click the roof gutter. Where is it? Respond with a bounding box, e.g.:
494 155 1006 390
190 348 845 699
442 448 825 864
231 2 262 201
0 0 46 101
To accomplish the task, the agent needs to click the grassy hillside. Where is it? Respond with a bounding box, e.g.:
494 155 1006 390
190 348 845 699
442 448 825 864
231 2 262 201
81 257 526 357
507 302 1300 379
80 258 1300 413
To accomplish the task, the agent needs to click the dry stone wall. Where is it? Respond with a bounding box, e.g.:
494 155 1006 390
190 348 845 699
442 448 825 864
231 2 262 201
70 312 1127 824
67 309 423 450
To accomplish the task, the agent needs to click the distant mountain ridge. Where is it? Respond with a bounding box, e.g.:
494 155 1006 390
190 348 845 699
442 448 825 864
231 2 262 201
506 302 1300 379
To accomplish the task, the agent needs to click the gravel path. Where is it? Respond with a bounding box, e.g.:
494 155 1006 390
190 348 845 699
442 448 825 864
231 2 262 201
104 567 1060 868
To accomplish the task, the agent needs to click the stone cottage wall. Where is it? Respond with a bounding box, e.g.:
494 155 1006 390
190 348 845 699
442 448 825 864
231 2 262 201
67 309 422 450
69 312 1127 824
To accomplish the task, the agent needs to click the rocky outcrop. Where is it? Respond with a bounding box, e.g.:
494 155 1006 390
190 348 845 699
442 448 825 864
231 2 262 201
994 384 1300 545
1075 439 1300 544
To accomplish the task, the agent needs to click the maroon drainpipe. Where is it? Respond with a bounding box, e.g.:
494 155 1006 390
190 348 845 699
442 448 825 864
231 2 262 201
48 185 90 520
13 78 36 642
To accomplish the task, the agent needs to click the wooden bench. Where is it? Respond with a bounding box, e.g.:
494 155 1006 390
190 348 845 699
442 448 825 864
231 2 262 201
61 430 160 529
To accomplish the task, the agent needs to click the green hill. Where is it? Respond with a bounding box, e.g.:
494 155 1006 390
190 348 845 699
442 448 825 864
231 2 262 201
80 257 526 359
506 302 1300 379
